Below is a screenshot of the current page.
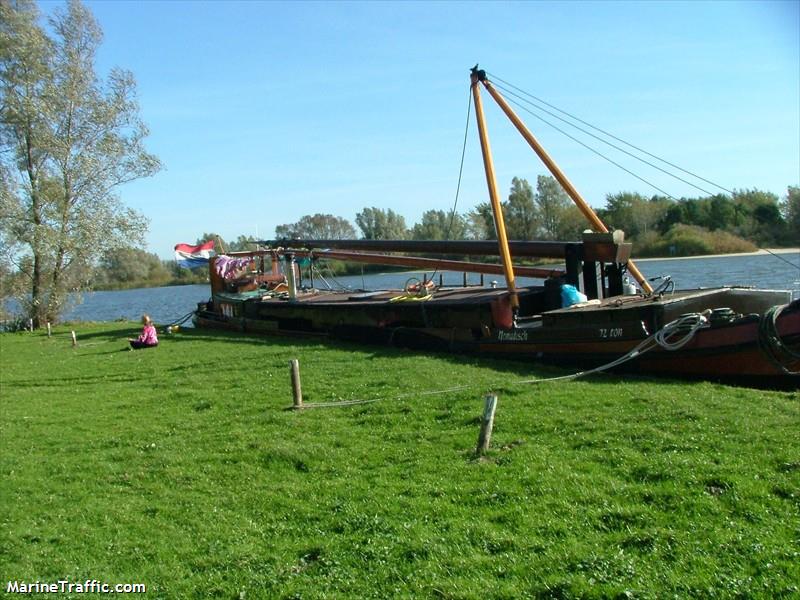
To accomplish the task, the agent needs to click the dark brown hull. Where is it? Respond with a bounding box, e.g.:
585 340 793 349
194 286 800 387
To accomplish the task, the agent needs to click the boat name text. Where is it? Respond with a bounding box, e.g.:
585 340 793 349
498 330 528 342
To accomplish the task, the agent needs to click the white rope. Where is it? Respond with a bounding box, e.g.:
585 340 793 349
654 310 710 351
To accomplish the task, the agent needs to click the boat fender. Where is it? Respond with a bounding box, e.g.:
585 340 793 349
623 277 638 295
561 284 588 308
490 295 514 329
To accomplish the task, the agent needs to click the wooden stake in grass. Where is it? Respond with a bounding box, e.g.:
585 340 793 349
71 330 77 348
29 318 33 332
47 322 51 337
289 359 303 409
476 393 498 455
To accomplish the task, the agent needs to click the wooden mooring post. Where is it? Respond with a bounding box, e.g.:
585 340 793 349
476 393 498 455
289 359 303 409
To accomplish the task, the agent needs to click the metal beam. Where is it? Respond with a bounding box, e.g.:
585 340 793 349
261 238 608 259
297 249 564 279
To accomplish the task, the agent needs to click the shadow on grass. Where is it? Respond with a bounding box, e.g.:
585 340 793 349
8 372 142 387
88 347 138 355
185 325 705 389
62 321 701 390
55 325 141 342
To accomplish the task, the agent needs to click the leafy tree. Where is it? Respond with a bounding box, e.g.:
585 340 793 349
227 235 256 252
602 192 669 239
535 175 570 240
355 207 407 240
682 198 710 229
751 203 784 246
781 186 800 245
275 213 356 240
706 195 736 231
169 260 206 283
733 189 780 213
752 203 782 227
504 177 538 240
100 248 149 283
0 0 160 326
195 232 224 251
411 209 466 240
647 188 792 248
94 247 171 287
658 203 683 234
558 205 591 240
731 189 783 244
465 202 495 240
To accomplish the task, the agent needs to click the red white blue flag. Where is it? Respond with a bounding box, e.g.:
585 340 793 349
174 240 215 268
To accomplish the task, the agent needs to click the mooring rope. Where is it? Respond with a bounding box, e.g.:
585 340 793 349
164 311 196 329
758 303 800 375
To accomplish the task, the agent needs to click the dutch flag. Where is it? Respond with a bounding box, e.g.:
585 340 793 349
174 240 215 268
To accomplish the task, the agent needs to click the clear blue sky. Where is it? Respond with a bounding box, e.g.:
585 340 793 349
44 0 800 257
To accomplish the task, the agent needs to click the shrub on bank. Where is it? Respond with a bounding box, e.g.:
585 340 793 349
634 225 757 257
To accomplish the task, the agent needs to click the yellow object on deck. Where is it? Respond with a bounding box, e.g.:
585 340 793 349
389 293 434 303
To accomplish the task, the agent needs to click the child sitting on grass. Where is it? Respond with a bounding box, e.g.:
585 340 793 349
129 314 158 349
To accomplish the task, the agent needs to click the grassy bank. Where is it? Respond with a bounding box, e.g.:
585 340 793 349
1 324 798 598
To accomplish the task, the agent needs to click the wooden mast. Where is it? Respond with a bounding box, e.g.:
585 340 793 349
474 67 654 295
470 69 520 311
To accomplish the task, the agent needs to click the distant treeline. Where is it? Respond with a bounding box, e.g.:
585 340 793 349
88 177 798 290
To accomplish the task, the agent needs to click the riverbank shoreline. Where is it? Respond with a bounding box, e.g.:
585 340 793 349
634 248 800 263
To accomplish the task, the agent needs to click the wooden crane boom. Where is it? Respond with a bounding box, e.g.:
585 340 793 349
471 66 653 295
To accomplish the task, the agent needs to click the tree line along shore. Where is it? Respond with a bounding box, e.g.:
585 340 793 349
87 180 799 290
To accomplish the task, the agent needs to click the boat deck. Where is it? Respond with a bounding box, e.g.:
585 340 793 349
215 285 536 307
544 287 790 316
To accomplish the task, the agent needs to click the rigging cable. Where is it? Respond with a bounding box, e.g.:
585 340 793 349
491 81 718 197
499 92 678 200
311 263 334 290
428 88 473 285
447 87 473 239
761 248 800 272
312 259 350 291
486 71 735 195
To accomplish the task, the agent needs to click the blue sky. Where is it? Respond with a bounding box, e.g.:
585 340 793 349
43 0 800 257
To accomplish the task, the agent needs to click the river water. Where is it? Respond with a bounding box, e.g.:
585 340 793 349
47 250 800 326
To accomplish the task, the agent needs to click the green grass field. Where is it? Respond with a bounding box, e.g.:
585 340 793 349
1 323 798 598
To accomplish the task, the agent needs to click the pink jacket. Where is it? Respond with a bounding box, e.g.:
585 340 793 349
137 324 158 345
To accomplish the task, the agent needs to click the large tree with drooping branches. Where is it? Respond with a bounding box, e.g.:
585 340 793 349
0 0 160 326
